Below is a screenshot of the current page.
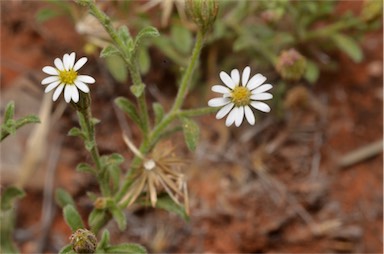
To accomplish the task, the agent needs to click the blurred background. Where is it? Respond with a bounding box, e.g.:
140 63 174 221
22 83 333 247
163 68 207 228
1 0 383 253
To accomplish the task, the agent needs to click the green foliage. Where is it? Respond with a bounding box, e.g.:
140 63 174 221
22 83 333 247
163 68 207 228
115 97 143 128
96 229 147 254
59 244 75 254
55 188 76 208
100 44 120 58
105 243 147 254
88 209 109 234
110 206 127 231
152 103 165 125
152 193 189 222
63 205 85 231
76 162 96 174
105 54 128 83
0 101 40 141
0 186 25 211
180 117 200 151
35 8 60 23
332 33 363 63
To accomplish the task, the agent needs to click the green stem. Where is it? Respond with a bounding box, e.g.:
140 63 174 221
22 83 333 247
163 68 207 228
78 106 110 196
171 30 205 111
88 1 150 138
87 2 128 56
128 62 151 137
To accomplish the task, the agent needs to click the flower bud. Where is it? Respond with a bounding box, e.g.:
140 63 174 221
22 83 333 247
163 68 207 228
70 91 91 112
75 0 93 7
185 0 219 33
275 48 307 82
70 229 97 254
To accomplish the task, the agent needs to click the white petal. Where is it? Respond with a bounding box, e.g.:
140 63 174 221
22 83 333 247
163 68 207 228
231 69 240 86
41 76 59 85
244 105 255 125
219 71 235 89
250 101 271 113
44 81 61 93
63 53 70 70
216 103 234 119
250 93 273 100
212 85 231 94
68 52 76 69
64 85 73 103
247 74 267 90
42 66 58 75
53 84 64 101
225 107 238 127
73 57 88 71
71 86 79 103
77 75 95 84
208 97 230 107
252 84 272 93
54 58 64 71
242 66 251 86
74 80 90 93
235 106 244 127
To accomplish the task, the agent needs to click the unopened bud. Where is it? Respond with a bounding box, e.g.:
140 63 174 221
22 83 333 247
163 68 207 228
75 0 93 7
70 229 97 254
276 48 307 82
70 91 91 112
186 0 219 33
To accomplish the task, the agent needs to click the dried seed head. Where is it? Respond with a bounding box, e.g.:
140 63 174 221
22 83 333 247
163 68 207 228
70 229 97 254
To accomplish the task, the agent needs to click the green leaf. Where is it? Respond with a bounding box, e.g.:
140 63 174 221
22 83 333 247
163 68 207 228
153 103 165 125
180 117 200 151
67 127 84 138
15 115 40 127
332 34 363 63
171 24 193 54
3 101 15 122
59 244 75 254
55 188 75 208
117 25 131 44
97 229 111 251
76 162 96 174
105 243 147 254
130 83 146 98
107 165 120 193
91 117 101 125
304 60 320 84
0 186 25 210
110 206 127 231
134 26 159 48
106 153 124 165
154 193 189 222
63 205 84 231
114 97 142 127
105 54 128 83
89 209 109 233
138 47 151 74
100 44 120 58
84 140 95 152
35 8 60 23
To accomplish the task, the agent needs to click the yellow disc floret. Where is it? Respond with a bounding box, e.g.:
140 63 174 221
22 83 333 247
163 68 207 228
231 86 251 106
59 69 78 85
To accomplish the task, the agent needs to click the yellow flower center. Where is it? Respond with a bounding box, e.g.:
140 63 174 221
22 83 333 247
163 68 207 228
231 86 251 106
59 69 78 85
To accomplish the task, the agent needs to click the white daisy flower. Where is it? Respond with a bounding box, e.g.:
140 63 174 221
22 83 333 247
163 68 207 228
208 66 273 127
41 52 95 103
